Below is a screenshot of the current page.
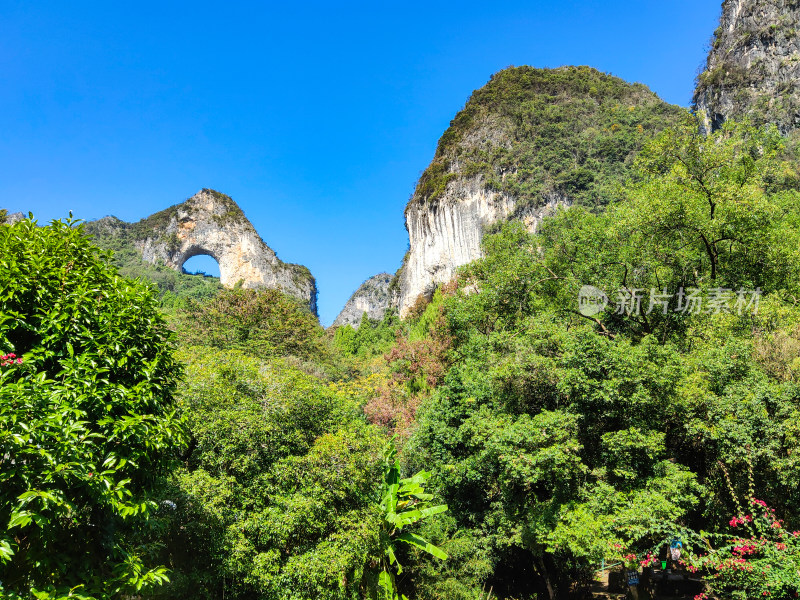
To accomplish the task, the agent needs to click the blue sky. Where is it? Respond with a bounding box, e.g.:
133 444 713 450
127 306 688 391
1 1 722 325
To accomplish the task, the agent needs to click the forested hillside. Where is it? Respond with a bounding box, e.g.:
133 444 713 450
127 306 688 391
4 0 800 594
4 114 800 599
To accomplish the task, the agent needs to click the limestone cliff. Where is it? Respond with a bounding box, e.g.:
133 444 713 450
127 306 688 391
333 273 392 328
395 181 565 316
392 66 683 316
89 189 317 313
0 210 25 225
694 0 800 133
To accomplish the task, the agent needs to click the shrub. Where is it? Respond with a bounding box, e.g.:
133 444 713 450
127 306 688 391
173 287 326 361
689 498 800 599
0 217 184 599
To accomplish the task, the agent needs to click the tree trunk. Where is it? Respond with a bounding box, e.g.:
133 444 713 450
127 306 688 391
536 555 556 600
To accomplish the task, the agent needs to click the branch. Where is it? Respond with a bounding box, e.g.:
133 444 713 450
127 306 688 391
568 309 615 338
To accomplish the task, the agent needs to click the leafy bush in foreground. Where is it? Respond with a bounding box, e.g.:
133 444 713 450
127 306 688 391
0 217 185 599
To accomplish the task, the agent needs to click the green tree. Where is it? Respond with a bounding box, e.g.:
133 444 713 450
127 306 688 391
150 348 386 600
405 117 800 598
0 217 185 599
332 310 403 360
173 287 326 361
372 441 448 600
620 117 800 291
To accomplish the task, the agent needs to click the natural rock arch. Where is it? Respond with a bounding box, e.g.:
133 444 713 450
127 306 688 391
180 251 221 276
133 189 317 313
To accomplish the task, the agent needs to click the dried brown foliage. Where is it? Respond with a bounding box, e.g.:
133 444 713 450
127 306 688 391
363 295 453 438
754 325 800 382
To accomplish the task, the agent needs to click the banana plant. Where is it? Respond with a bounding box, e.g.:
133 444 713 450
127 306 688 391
375 440 448 600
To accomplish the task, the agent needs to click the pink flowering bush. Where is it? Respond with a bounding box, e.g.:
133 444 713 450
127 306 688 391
0 353 22 367
609 545 659 571
688 498 800 599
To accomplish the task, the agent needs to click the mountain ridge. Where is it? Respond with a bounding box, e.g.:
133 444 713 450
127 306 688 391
84 189 318 314
387 65 685 316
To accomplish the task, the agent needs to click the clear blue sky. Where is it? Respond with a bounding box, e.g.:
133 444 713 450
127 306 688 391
1 0 722 325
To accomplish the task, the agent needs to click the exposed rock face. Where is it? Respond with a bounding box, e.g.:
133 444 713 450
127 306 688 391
333 273 393 328
106 189 317 313
395 179 565 316
392 66 682 317
9 212 24 224
694 0 800 133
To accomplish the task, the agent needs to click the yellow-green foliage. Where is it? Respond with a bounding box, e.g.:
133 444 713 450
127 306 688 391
173 287 327 362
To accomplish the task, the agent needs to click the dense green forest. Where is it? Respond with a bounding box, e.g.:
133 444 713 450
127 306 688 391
3 115 800 599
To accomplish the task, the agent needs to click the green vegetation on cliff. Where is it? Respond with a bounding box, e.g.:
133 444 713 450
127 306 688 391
132 189 246 237
693 0 800 133
413 66 684 210
84 217 223 306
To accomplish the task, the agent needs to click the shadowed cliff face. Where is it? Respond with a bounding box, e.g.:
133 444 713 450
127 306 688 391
92 189 318 314
694 0 800 133
390 66 683 317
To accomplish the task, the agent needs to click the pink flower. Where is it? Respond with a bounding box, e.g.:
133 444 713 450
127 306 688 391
0 352 22 367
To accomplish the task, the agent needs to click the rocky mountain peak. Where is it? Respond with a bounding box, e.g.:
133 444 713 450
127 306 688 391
391 66 683 317
694 0 800 133
133 189 317 313
90 189 318 314
333 273 392 328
